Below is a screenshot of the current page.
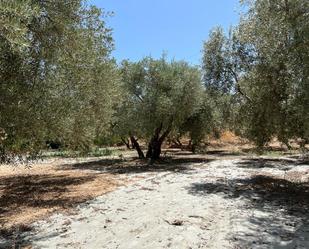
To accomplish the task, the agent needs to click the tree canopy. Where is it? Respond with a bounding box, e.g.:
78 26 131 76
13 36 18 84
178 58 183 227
202 0 309 149
0 0 119 162
115 56 208 160
0 0 308 163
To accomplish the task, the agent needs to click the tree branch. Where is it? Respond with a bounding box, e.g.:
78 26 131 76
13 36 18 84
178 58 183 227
227 66 252 102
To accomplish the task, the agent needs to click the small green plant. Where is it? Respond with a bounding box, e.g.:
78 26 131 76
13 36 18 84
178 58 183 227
42 147 115 158
89 148 113 157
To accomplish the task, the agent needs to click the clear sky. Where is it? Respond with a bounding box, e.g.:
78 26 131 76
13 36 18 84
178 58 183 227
89 0 241 65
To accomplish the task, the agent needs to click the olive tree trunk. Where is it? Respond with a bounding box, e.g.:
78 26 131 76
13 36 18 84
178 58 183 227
130 136 145 159
121 137 131 149
146 123 171 163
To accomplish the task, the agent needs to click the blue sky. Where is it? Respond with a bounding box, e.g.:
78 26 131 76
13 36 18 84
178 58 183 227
89 0 241 65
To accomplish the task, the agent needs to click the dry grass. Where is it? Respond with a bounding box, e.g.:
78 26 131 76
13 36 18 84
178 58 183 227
0 152 211 238
0 158 126 236
207 131 308 156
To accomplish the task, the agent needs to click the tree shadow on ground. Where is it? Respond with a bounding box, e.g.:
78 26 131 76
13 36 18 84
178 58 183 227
203 150 243 157
164 149 243 157
188 174 309 248
60 156 213 175
241 147 301 156
236 157 309 169
0 174 95 246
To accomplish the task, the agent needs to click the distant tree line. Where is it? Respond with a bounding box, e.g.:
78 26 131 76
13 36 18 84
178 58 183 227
0 0 308 162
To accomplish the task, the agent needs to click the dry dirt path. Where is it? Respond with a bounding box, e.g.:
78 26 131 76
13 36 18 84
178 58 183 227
15 158 309 248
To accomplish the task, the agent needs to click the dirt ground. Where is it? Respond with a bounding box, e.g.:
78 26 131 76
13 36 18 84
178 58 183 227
0 154 147 238
0 139 308 248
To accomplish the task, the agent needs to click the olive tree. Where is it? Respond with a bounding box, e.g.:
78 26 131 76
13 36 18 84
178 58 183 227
42 5 120 151
116 56 205 161
202 27 248 138
202 0 309 149
236 0 309 148
178 92 214 153
0 0 119 162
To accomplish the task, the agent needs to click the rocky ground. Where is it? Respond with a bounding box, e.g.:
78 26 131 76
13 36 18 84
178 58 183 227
3 154 308 249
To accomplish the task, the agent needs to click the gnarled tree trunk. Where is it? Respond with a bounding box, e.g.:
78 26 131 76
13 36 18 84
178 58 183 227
130 136 144 158
146 123 171 163
121 137 131 149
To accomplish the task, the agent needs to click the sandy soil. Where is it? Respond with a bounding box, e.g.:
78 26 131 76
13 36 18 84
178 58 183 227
0 155 147 238
4 155 308 249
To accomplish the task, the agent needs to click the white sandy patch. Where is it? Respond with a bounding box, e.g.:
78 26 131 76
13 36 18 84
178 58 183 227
17 158 309 249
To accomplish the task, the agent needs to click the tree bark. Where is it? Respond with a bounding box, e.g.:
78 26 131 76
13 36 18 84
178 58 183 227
0 146 6 163
146 124 162 159
146 123 171 163
172 138 183 148
121 137 130 149
176 138 183 147
130 136 144 158
191 143 197 154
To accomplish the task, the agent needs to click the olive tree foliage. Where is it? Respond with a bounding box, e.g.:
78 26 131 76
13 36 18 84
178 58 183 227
0 0 119 162
178 92 214 152
202 27 247 136
43 6 120 151
202 0 309 149
237 0 309 148
115 57 208 160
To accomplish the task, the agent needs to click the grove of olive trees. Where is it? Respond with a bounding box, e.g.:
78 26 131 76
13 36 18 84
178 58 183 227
1 1 309 248
0 0 308 162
